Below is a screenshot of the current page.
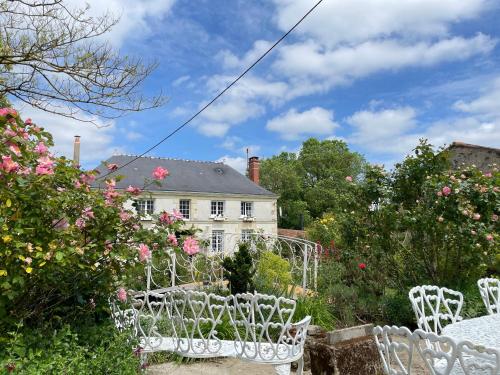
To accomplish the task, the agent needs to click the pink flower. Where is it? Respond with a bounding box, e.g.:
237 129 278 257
152 166 168 180
125 185 141 195
107 163 118 171
484 172 492 178
33 142 48 154
17 166 31 175
159 211 173 225
138 243 151 262
80 173 96 185
75 218 86 229
36 156 54 175
24 118 32 125
0 108 16 117
8 143 21 156
442 186 452 196
133 224 140 230
1 156 19 173
345 176 353 182
172 209 183 220
473 213 481 221
35 165 54 175
82 207 94 219
117 288 127 302
486 234 494 241
182 237 199 256
4 128 16 137
105 179 116 188
53 218 69 230
167 234 178 246
24 257 32 265
358 263 366 270
119 210 131 221
436 191 443 197
74 180 82 189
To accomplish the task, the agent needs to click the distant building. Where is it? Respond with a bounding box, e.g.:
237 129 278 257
447 142 500 171
94 155 278 253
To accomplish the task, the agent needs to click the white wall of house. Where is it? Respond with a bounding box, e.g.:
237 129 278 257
124 190 277 254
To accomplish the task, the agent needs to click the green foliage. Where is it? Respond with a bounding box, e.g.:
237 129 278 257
0 322 140 374
222 242 255 294
254 251 292 294
260 138 366 229
294 296 335 331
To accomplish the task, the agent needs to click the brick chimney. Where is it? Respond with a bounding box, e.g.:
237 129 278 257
248 156 260 185
73 135 80 167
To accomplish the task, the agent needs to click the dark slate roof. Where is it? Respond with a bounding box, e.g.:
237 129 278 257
92 155 277 197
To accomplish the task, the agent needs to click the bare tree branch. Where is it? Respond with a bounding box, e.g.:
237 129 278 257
0 0 166 124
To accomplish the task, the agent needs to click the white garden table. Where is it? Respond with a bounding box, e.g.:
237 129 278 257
442 314 500 348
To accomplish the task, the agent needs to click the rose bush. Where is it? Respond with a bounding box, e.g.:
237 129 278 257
0 108 200 332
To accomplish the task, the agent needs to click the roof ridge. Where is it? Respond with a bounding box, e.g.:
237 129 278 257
112 154 225 165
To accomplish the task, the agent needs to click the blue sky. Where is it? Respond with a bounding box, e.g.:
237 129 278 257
19 0 500 172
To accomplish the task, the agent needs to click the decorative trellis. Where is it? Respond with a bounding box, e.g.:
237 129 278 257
145 233 321 292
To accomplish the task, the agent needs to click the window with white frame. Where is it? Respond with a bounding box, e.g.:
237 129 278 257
179 199 190 219
211 201 224 216
241 229 254 242
136 199 154 215
241 201 253 217
211 230 224 252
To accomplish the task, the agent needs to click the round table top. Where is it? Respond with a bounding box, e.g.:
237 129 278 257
442 314 500 348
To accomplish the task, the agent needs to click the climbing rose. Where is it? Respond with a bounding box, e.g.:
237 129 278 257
358 263 366 270
172 209 183 220
75 218 86 229
473 213 481 221
138 243 151 262
1 155 19 173
167 234 178 246
119 210 131 221
345 176 353 182
33 142 48 154
183 237 199 256
442 186 452 196
159 211 172 225
484 172 492 178
486 234 494 241
117 288 127 302
24 118 32 125
126 185 141 195
152 166 168 180
82 207 94 219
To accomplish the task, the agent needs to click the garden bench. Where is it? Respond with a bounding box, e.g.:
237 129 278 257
111 288 311 375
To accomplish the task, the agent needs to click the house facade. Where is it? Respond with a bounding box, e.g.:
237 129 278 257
94 155 278 253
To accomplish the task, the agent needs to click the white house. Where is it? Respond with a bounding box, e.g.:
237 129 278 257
94 155 278 253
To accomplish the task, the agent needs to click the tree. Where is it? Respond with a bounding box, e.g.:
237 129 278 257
222 242 255 295
0 0 165 123
260 138 366 229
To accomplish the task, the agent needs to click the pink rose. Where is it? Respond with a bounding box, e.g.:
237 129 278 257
442 186 452 196
152 166 168 180
117 288 127 302
105 179 116 188
82 207 94 219
8 143 21 156
345 176 353 182
119 210 131 221
484 172 492 178
172 209 183 220
159 211 172 225
35 165 54 175
125 185 141 195
1 155 19 173
436 191 443 197
167 234 178 246
75 218 86 229
138 243 151 262
24 118 32 125
473 213 481 221
486 234 494 241
183 237 199 256
33 142 48 154
4 128 16 137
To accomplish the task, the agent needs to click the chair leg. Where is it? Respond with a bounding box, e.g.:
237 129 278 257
296 357 304 375
274 363 291 375
140 352 148 372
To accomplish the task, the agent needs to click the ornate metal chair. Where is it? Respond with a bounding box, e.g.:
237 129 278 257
478 278 500 315
409 285 463 334
373 325 415 374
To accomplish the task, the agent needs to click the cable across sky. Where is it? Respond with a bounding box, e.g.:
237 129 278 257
97 0 324 181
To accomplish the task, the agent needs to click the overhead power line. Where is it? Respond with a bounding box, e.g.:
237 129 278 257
97 0 324 180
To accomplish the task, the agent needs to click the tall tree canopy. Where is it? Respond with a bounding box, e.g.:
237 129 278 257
260 138 366 229
0 0 164 123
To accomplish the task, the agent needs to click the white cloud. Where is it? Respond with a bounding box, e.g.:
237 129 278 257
221 136 242 151
266 107 339 140
172 75 191 87
125 131 143 141
65 0 176 47
347 107 418 153
217 40 273 69
273 0 488 46
16 104 123 167
453 77 500 118
216 155 247 174
198 123 230 137
274 35 495 87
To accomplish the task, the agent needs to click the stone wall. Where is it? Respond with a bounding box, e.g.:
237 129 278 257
448 142 500 172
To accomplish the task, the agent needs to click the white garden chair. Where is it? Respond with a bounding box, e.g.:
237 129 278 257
409 285 463 334
478 278 500 315
373 325 415 374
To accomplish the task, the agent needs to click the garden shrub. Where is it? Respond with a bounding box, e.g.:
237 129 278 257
254 251 292 294
222 242 255 294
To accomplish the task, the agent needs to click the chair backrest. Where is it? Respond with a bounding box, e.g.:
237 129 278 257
409 285 463 334
228 292 309 362
478 278 500 315
373 325 415 375
457 340 500 375
412 329 458 375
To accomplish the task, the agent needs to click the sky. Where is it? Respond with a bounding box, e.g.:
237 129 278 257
15 0 500 172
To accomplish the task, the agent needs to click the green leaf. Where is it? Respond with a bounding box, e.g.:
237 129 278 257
55 252 64 261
